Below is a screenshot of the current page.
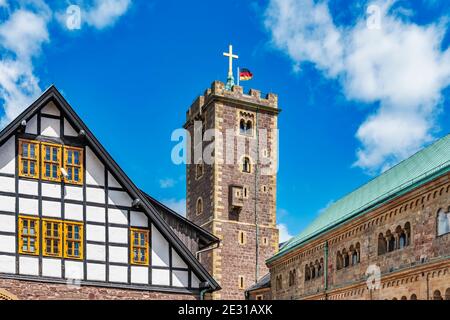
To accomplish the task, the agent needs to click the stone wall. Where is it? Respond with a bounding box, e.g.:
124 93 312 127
185 81 280 300
0 278 197 300
269 173 450 300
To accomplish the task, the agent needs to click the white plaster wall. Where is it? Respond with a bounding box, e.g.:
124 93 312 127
109 265 128 283
151 224 170 267
64 118 77 137
108 190 132 207
42 200 62 218
172 270 189 288
19 180 38 196
86 206 106 223
108 208 128 225
19 198 38 216
191 272 200 288
42 258 62 278
0 255 15 273
87 263 106 281
85 147 105 186
65 260 83 280
152 269 170 286
19 256 39 275
86 224 106 242
65 203 83 221
109 246 128 264
107 172 122 189
64 185 83 201
130 211 148 227
131 266 148 284
0 214 15 233
0 195 15 213
0 137 15 175
86 243 106 261
171 248 188 269
41 117 60 138
0 235 15 253
25 115 38 134
0 176 15 193
42 183 61 198
41 101 60 116
86 187 105 204
109 227 128 244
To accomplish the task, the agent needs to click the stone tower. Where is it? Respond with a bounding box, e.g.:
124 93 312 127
184 81 280 299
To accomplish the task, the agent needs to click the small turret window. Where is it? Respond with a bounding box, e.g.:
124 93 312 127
242 157 251 173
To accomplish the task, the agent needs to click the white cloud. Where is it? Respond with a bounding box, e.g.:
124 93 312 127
0 1 132 128
84 0 132 29
0 6 50 128
277 223 293 243
159 178 176 189
265 0 450 173
162 198 186 217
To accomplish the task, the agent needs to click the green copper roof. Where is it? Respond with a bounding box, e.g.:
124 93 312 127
270 134 450 263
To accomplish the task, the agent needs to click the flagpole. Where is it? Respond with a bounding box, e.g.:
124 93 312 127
237 67 240 86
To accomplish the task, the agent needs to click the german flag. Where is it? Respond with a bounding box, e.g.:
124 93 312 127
239 68 253 81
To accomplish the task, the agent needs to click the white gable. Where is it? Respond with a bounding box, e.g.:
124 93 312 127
64 118 78 137
41 101 60 116
0 136 15 175
25 115 38 134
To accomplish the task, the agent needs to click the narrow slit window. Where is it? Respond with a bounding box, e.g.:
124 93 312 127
64 221 83 259
130 228 149 265
19 140 39 179
19 216 40 255
64 146 83 185
43 219 62 257
41 143 61 182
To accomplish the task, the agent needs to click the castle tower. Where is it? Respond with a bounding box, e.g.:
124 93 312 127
184 81 280 299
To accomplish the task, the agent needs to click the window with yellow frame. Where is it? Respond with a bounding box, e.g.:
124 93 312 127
130 228 149 265
64 146 83 185
41 143 61 182
19 140 39 179
42 219 62 257
18 216 40 255
64 221 83 259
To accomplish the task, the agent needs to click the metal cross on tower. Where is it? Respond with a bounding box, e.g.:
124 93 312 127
223 44 238 90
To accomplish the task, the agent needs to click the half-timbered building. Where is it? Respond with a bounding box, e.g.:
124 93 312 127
0 86 220 300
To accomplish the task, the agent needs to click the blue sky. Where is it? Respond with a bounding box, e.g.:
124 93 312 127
0 0 449 242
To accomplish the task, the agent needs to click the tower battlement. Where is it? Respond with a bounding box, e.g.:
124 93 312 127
186 81 278 124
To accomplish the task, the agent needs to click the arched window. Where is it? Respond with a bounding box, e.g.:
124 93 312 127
246 120 253 135
433 290 442 300
410 294 417 300
305 264 310 281
404 222 411 246
195 163 204 179
240 119 246 134
387 230 395 252
399 231 406 249
289 269 296 286
196 197 203 215
378 233 387 255
336 251 343 270
401 296 407 300
445 288 450 300
315 260 321 277
319 258 324 276
310 262 316 279
437 208 450 236
342 249 349 268
242 157 251 173
392 297 397 300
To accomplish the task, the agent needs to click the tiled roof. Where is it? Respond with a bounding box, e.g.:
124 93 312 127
269 134 450 263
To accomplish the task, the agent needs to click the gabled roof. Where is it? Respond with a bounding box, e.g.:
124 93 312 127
142 192 219 250
245 273 270 293
269 134 450 263
0 85 220 291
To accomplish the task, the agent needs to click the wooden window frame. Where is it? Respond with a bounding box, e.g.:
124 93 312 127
63 146 84 185
130 228 150 266
41 142 62 182
42 218 63 257
64 221 84 260
18 139 40 179
18 216 40 256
